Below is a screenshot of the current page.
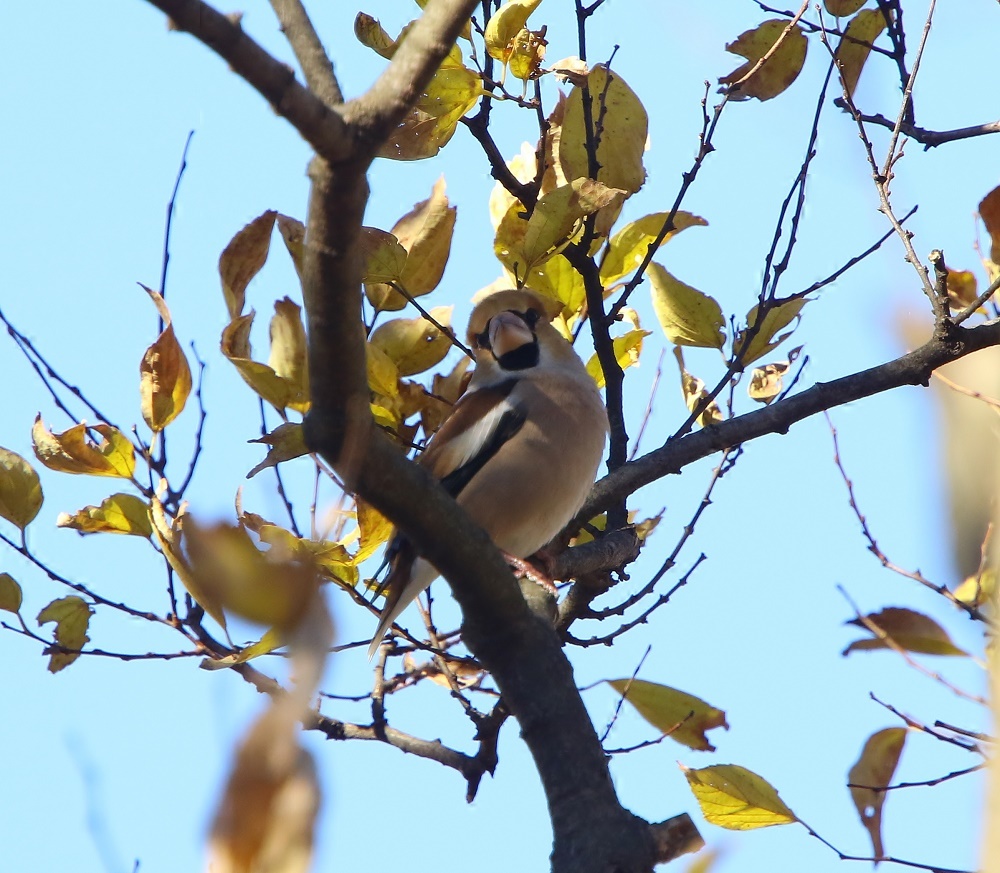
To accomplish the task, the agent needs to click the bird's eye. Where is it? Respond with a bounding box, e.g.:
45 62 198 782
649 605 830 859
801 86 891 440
474 330 491 349
521 308 540 328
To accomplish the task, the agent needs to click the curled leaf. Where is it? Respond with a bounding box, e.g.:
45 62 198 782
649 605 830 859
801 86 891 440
586 329 650 389
219 210 277 320
747 346 803 404
139 285 192 431
484 0 543 63
673 348 723 427
268 298 310 404
32 418 135 479
732 298 806 367
37 595 92 673
57 493 153 537
248 423 309 479
849 728 906 859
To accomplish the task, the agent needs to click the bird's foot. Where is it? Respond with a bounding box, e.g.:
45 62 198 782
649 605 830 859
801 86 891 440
503 552 558 595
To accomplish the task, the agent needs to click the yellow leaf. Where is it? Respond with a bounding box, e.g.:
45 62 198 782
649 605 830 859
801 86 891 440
496 179 626 278
378 59 481 161
673 348 723 428
945 270 978 311
0 446 43 530
607 678 728 751
824 0 866 14
484 0 543 62
139 285 192 431
184 520 319 631
269 297 310 405
355 497 394 565
954 569 996 609
849 728 906 859
222 313 308 413
360 228 408 293
836 9 889 100
649 264 725 349
719 20 808 102
366 342 401 399
201 628 284 671
354 11 397 58
276 214 306 282
489 144 536 231
508 27 548 81
978 185 1000 267
732 298 807 367
414 0 472 40
600 212 708 287
251 522 358 588
0 573 23 613
57 493 153 537
32 418 136 479
219 210 277 320
586 329 650 389
247 423 309 479
747 346 803 405
37 595 92 673
560 65 648 195
843 607 969 657
682 764 798 830
369 307 453 377
395 177 457 296
150 498 228 630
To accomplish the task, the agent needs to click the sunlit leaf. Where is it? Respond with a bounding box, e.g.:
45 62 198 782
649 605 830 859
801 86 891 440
0 573 23 613
355 497 394 565
268 297 310 406
600 212 708 287
276 214 306 281
32 418 136 479
682 764 798 830
139 285 192 431
0 446 43 530
608 678 729 751
221 313 309 413
945 270 978 311
843 606 969 657
37 595 92 673
369 307 454 377
849 727 907 859
586 329 650 389
747 346 803 404
954 569 996 609
560 65 648 196
360 228 408 291
201 628 284 671
836 9 889 100
395 177 457 296
219 210 277 320
673 348 723 427
720 20 808 101
732 298 807 367
649 263 725 349
484 0 543 62
366 342 401 399
57 493 153 537
509 27 548 81
247 423 309 479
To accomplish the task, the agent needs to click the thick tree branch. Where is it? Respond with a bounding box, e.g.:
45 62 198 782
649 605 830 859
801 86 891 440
268 0 343 105
345 0 479 148
145 0 352 159
580 319 1000 522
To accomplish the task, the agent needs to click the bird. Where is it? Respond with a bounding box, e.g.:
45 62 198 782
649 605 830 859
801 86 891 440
367 288 609 660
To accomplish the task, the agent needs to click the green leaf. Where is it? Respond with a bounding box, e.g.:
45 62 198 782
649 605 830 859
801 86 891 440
0 446 43 530
0 573 23 613
37 595 92 673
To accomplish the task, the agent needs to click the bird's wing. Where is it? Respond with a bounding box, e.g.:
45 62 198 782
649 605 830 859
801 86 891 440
367 379 526 659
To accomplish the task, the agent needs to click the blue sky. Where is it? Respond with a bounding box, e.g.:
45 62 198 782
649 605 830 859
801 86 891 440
1 2 995 872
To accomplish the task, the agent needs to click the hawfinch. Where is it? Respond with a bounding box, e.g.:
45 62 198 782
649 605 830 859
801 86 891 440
368 288 609 659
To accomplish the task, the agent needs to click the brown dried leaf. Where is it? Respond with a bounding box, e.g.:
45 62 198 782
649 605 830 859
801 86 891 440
843 606 969 657
32 418 135 479
720 20 808 101
219 211 277 320
139 285 192 431
849 727 907 859
836 9 889 100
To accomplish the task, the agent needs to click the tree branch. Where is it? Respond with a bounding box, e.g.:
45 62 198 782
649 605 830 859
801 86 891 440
580 319 1000 522
268 0 343 105
145 0 352 159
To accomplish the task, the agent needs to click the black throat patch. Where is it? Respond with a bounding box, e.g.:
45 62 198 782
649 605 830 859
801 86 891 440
497 341 539 371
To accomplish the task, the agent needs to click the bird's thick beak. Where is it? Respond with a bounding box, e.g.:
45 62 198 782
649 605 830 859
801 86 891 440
488 311 535 359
